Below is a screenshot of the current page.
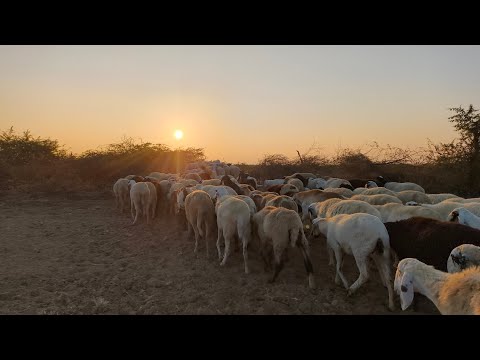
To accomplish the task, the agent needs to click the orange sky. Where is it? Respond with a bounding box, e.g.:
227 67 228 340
1 45 479 163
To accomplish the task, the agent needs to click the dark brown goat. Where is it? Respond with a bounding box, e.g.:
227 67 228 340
385 217 480 271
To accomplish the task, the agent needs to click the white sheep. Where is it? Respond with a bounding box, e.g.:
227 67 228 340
202 179 222 186
263 179 286 189
427 193 462 204
216 194 257 216
312 213 394 310
384 181 425 193
293 190 345 222
252 206 315 289
352 187 368 195
113 178 130 213
323 187 354 198
307 177 327 190
361 187 397 197
308 198 343 219
264 195 298 212
215 196 251 273
324 178 352 189
447 244 480 273
394 190 431 205
326 200 382 219
374 203 443 223
394 257 480 314
447 207 480 230
286 177 305 191
184 190 217 257
365 181 378 188
129 181 151 225
350 194 402 206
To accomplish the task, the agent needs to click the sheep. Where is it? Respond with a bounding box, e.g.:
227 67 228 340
384 181 425 193
348 179 379 189
264 195 298 212
350 194 402 206
286 177 305 191
447 244 480 273
225 165 240 179
361 187 397 197
179 179 199 187
323 187 353 198
394 190 432 205
238 184 255 196
444 197 479 203
129 181 151 225
307 177 327 190
374 203 443 223
113 178 130 213
238 171 258 189
394 258 480 314
125 175 145 182
216 194 257 216
384 217 480 271
447 207 480 230
267 184 300 197
197 185 238 200
414 201 465 219
325 200 382 219
352 187 368 195
252 206 315 289
284 173 309 188
293 190 345 221
184 190 217 257
325 178 353 190
184 173 202 183
202 179 222 186
263 179 286 189
215 196 252 273
311 213 394 310
427 193 462 204
250 192 279 211
148 172 175 181
365 180 378 188
220 175 242 194
308 198 343 219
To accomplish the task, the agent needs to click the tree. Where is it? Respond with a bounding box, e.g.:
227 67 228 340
426 105 480 193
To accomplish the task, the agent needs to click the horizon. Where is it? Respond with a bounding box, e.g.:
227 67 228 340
1 45 479 163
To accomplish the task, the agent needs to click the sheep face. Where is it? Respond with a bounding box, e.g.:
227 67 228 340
447 209 460 223
394 262 415 311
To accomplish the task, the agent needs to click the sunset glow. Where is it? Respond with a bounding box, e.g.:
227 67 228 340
1 45 480 164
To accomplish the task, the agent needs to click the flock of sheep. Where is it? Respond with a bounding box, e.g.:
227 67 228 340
112 160 480 315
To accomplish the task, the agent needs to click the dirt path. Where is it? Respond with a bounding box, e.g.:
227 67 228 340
0 192 438 315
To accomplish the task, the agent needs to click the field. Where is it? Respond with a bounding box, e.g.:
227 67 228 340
0 191 439 315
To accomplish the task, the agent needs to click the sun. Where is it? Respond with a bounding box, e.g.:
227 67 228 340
174 129 183 140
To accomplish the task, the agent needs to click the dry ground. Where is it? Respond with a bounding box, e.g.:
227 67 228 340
0 191 439 315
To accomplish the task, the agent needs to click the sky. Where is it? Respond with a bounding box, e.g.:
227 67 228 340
1 45 480 164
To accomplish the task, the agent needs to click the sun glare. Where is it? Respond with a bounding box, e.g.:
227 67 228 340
174 130 184 140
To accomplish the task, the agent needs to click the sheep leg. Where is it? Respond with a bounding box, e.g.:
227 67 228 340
298 239 316 289
347 257 369 296
242 240 249 274
193 226 200 254
131 199 135 222
373 252 395 311
220 235 232 267
260 243 272 272
332 246 349 289
145 200 150 225
186 221 194 239
327 245 335 266
371 253 387 287
216 227 224 261
269 252 285 284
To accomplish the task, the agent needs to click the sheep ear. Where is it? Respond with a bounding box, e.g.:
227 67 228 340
398 272 414 311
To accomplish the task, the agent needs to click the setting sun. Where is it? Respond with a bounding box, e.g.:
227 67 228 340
174 130 183 140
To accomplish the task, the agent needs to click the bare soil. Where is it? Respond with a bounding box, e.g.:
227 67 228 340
0 191 439 315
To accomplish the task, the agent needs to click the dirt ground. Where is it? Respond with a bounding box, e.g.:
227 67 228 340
0 191 439 315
